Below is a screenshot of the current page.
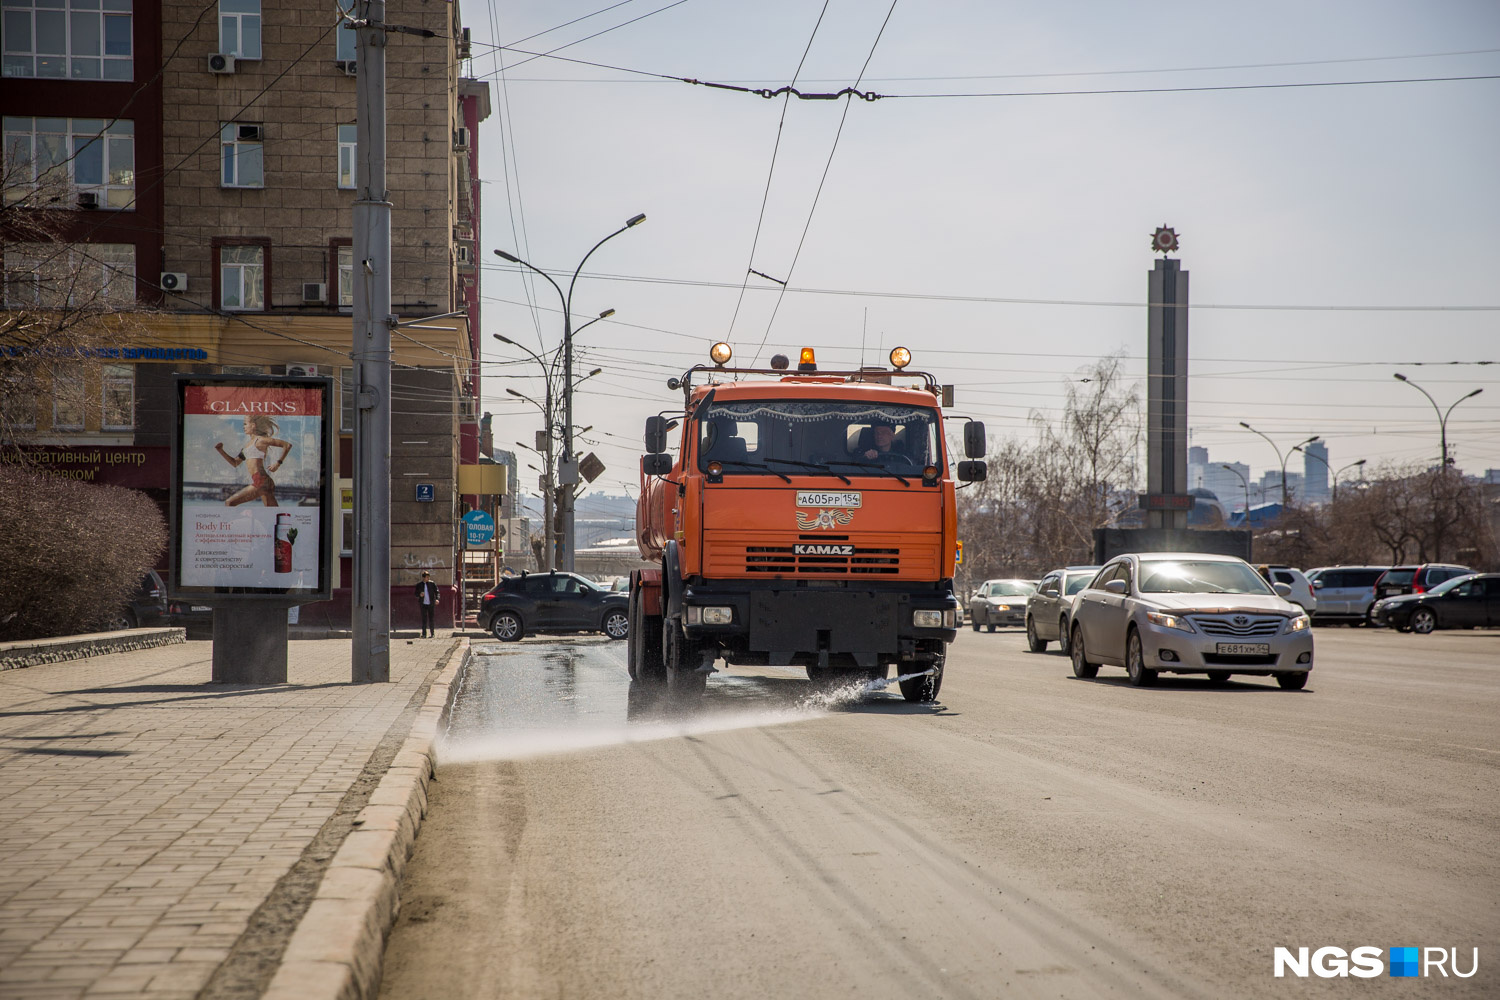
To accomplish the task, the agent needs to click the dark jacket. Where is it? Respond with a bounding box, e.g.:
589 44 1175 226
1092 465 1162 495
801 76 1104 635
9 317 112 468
415 580 440 605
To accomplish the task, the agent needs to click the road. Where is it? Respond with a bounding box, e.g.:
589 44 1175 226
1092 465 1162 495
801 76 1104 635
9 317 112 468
378 627 1498 999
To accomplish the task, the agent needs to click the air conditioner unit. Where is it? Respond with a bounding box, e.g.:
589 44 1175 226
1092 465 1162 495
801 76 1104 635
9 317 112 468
236 124 264 142
336 59 357 76
453 126 470 150
302 281 327 304
286 364 321 377
160 272 188 292
207 53 236 73
76 191 99 209
455 244 472 265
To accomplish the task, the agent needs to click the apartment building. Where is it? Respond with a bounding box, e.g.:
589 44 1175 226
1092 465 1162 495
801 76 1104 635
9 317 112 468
2 0 490 625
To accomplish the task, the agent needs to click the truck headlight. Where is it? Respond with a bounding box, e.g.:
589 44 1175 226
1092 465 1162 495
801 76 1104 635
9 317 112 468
686 606 732 625
913 610 954 628
1145 611 1195 633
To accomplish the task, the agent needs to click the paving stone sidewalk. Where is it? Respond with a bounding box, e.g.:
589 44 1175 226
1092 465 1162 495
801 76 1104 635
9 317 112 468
0 635 461 1000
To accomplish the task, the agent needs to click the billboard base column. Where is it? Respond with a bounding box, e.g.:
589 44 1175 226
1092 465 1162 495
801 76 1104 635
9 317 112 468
212 605 290 684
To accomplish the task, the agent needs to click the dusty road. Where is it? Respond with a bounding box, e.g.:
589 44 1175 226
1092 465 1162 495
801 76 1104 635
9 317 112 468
379 628 1498 999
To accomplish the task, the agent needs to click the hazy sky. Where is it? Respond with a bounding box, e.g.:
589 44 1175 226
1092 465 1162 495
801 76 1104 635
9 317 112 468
467 0 1499 497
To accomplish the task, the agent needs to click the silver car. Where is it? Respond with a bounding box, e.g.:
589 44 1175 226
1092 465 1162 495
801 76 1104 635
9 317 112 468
1069 552 1314 689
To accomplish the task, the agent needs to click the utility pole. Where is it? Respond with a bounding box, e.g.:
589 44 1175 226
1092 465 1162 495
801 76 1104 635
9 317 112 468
351 0 391 683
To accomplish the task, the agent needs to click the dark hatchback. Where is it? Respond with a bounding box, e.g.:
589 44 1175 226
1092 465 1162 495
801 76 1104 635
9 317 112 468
1373 563 1472 601
1371 573 1500 633
479 572 629 642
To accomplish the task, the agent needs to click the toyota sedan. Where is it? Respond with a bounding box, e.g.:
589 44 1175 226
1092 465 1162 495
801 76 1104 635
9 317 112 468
1069 552 1313 689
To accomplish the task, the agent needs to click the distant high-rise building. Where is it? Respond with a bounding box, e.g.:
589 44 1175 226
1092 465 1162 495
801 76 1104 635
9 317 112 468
1303 440 1330 503
1187 446 1253 511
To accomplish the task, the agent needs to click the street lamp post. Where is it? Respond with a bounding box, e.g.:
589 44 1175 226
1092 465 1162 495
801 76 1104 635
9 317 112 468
495 213 644 571
1393 373 1483 470
1240 422 1320 508
1220 464 1251 520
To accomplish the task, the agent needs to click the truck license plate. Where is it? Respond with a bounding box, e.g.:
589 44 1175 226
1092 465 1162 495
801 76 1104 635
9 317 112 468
796 491 861 508
1216 643 1270 655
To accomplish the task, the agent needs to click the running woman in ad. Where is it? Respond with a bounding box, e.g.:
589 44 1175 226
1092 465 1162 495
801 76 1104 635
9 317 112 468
215 415 293 507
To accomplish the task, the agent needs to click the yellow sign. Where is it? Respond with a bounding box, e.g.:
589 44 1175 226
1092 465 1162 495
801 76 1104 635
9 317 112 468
955 540 964 567
458 463 508 495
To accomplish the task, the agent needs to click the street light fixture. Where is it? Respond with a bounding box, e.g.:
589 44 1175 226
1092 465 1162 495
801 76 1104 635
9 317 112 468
493 214 645 571
1240 422 1319 508
1220 464 1251 520
1393 373 1484 470
1294 446 1368 503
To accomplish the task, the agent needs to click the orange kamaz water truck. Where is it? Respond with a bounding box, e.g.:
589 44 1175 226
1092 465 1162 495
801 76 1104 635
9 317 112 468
628 343 987 702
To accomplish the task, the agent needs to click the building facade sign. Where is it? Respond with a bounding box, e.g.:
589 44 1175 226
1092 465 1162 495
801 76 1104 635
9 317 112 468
170 376 333 600
7 446 169 488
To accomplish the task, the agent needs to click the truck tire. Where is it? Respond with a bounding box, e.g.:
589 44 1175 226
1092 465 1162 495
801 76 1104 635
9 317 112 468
663 618 706 698
898 660 943 703
629 590 665 684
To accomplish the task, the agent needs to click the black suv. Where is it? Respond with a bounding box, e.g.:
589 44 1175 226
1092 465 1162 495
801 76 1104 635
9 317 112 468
109 570 168 630
479 572 629 642
1373 563 1472 601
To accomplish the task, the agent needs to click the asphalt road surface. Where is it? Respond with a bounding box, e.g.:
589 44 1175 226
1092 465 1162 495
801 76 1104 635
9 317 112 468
378 627 1498 999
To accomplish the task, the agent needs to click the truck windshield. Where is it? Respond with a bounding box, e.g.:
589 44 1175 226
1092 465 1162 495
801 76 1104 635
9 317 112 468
697 400 941 476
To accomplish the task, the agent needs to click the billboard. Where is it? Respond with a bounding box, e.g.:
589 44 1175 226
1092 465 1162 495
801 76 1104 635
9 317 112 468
170 376 334 600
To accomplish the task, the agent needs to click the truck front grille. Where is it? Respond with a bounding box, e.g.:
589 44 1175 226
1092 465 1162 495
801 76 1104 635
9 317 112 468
746 545 900 574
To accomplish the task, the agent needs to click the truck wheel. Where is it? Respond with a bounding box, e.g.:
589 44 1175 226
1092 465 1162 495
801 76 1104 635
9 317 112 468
1026 617 1048 653
664 619 707 699
1070 625 1098 679
898 660 943 703
629 591 665 685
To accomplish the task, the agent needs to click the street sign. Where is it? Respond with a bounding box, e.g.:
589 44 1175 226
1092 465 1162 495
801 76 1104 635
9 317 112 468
955 540 964 566
579 452 605 483
463 509 495 546
415 483 435 502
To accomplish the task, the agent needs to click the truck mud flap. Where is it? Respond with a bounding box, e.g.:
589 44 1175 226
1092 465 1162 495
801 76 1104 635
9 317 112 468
749 591 897 662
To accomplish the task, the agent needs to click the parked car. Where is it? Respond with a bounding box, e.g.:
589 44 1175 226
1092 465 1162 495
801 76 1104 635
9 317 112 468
478 571 629 642
1070 552 1313 689
1025 565 1101 653
1253 565 1317 614
109 571 168 630
1305 565 1388 624
968 579 1038 631
1370 573 1500 632
1373 563 1473 601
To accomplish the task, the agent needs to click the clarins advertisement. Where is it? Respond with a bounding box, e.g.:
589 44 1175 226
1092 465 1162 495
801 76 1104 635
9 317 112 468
171 378 333 598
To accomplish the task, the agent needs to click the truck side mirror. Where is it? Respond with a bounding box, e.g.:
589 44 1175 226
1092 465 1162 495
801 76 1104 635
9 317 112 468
957 460 987 483
964 421 986 459
644 416 668 454
641 453 673 476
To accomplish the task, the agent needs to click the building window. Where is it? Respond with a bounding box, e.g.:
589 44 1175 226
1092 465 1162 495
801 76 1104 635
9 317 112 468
218 0 260 59
101 363 133 429
2 0 132 80
3 117 135 209
1 243 135 307
220 123 263 188
2 390 37 431
219 245 264 311
335 17 355 63
53 373 84 430
340 366 353 432
337 123 356 188
337 244 353 308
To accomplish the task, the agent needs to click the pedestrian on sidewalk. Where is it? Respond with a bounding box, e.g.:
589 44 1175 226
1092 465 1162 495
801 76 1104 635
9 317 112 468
415 571 440 637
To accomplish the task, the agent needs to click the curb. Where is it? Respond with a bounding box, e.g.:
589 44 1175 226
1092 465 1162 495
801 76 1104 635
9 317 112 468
262 639 470 1000
0 627 186 671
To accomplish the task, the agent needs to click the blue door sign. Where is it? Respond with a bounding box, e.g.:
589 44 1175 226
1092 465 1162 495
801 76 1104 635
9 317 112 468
463 509 495 546
415 483 435 502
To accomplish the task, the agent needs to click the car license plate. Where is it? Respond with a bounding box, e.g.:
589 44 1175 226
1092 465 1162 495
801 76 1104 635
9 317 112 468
796 491 860 508
191 605 211 611
1216 642 1270 655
